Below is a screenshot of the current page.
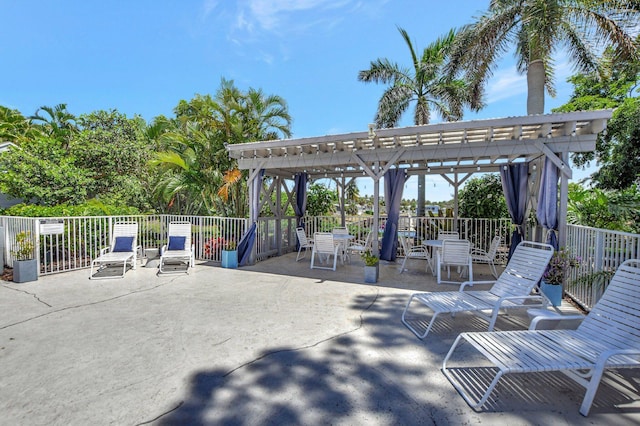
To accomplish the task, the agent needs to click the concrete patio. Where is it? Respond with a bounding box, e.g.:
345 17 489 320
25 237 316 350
1 254 639 425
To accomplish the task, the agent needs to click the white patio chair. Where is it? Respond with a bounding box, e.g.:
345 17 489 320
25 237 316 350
436 239 472 284
89 222 139 279
402 241 554 339
442 258 640 417
399 234 431 274
310 232 341 271
433 231 461 267
347 231 372 257
438 231 460 240
159 222 195 274
470 235 502 278
295 227 313 261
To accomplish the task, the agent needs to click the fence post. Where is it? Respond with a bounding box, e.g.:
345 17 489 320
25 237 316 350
594 230 604 272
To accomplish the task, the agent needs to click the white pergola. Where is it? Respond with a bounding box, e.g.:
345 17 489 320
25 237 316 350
227 110 612 260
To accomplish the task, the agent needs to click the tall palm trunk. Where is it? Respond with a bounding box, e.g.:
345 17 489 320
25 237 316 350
527 59 546 115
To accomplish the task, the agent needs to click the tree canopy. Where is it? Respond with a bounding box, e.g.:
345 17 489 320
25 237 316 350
553 44 640 191
458 174 509 219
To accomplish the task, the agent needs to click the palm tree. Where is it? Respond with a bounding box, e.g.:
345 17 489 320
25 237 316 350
449 0 639 115
358 27 482 216
30 103 78 148
0 106 42 143
150 123 222 215
236 87 292 141
152 80 293 216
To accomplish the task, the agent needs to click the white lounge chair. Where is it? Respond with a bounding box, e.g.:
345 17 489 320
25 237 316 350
471 235 502 278
295 227 313 261
89 222 139 279
442 258 640 416
310 232 341 271
159 222 195 274
402 241 554 339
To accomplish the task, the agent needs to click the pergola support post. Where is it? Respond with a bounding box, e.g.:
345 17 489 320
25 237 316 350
247 168 258 265
373 162 381 257
276 176 282 256
558 152 569 248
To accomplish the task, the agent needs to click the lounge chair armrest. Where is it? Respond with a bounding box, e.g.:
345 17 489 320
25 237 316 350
497 294 545 305
529 313 585 330
596 348 640 367
160 244 167 255
459 280 496 291
99 246 111 256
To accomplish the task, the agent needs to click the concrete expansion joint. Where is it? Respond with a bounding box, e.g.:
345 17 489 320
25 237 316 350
0 281 173 331
2 284 52 308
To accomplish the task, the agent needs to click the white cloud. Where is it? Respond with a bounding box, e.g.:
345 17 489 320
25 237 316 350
486 66 526 104
201 0 220 19
246 0 351 31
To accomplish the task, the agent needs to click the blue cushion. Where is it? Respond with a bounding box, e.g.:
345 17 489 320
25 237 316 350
112 236 134 252
168 236 186 251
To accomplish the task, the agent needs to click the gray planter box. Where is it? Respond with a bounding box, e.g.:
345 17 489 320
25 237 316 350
13 259 38 283
364 265 379 283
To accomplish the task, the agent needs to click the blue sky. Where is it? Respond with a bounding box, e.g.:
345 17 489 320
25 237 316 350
0 0 594 201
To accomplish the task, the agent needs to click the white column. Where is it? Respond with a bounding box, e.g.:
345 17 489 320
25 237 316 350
558 152 569 248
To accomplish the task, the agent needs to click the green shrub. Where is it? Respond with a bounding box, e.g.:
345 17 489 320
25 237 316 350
3 200 141 217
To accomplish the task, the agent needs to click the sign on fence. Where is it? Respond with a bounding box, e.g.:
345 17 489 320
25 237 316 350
39 219 64 235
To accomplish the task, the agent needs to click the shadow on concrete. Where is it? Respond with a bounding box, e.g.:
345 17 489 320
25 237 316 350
153 288 639 424
156 292 443 425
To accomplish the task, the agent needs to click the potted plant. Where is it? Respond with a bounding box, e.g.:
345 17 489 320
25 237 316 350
540 247 580 306
11 231 38 283
362 249 379 283
221 239 238 269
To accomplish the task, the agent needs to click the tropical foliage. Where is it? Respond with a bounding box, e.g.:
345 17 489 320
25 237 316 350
458 174 509 219
0 78 292 217
306 183 337 216
150 78 292 216
554 44 640 191
0 108 152 208
567 183 640 233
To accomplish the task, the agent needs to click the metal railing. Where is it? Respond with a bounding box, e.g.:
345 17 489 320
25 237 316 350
3 213 638 311
564 224 640 310
1 215 247 275
301 215 512 254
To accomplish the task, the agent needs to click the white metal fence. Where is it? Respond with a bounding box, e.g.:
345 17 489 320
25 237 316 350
1 215 247 275
564 224 640 310
301 215 513 256
3 214 637 311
